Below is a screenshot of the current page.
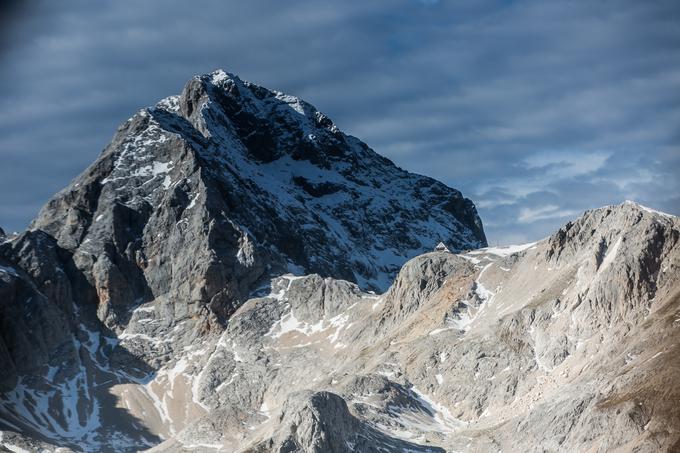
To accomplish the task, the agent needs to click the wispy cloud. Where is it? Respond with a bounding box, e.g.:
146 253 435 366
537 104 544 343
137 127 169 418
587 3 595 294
523 151 611 178
518 205 580 224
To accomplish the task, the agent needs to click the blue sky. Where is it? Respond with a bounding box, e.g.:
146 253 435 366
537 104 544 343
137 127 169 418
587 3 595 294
0 0 678 244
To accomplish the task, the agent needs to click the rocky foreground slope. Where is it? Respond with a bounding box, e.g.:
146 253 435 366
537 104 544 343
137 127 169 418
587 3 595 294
139 202 680 453
0 71 678 452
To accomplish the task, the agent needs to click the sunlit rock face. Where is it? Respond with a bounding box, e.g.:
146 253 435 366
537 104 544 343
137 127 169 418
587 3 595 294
1 71 678 453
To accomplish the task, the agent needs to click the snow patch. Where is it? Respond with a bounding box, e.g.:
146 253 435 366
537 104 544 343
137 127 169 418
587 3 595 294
0 265 19 276
409 386 463 432
599 236 622 272
467 242 537 258
625 200 676 218
186 193 199 210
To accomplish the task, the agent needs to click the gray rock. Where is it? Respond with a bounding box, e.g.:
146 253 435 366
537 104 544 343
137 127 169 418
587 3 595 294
0 69 678 453
245 391 443 453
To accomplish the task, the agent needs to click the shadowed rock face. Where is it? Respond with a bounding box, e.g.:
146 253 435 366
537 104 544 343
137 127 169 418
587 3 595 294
0 231 76 391
0 232 161 451
0 71 678 453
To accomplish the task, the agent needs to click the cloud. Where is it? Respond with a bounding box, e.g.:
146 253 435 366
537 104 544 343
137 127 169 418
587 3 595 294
518 205 580 224
523 151 611 179
0 0 678 245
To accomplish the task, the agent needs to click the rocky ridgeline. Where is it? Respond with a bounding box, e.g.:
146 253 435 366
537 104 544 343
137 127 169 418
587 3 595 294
27 70 484 333
0 71 678 452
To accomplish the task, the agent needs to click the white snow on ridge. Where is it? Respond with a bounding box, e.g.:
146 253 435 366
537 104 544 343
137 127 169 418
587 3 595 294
266 309 350 344
428 326 454 336
0 265 19 276
210 69 231 84
186 193 199 209
269 312 321 338
274 93 306 116
466 242 537 258
156 95 180 113
0 432 31 453
624 200 676 218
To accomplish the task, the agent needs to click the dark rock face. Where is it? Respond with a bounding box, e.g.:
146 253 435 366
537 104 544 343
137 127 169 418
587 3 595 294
28 69 486 333
0 232 76 391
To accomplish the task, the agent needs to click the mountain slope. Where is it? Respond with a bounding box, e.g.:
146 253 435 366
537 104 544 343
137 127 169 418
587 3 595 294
0 70 486 451
1 71 678 453
28 70 484 334
142 201 679 453
3 198 677 452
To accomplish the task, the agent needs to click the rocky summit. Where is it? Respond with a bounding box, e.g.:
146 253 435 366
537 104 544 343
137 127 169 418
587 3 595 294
0 71 678 453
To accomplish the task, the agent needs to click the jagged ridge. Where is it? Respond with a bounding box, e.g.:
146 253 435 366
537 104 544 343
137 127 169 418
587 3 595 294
29 69 485 331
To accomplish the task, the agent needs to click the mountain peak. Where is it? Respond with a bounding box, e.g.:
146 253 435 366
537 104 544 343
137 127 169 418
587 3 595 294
204 69 317 122
169 68 345 165
28 70 486 332
621 199 676 218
